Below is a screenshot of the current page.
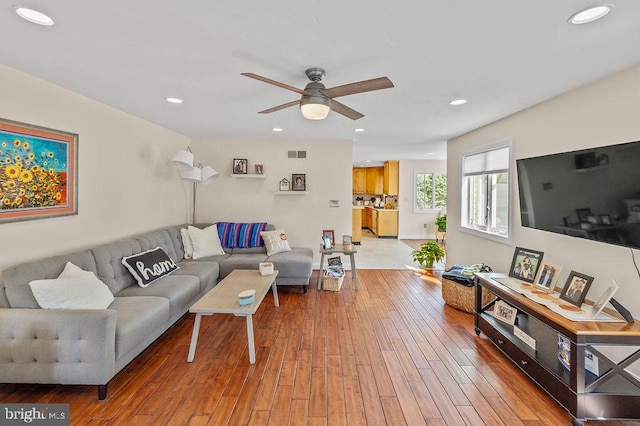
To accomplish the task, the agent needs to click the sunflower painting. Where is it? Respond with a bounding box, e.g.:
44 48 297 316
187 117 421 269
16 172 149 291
0 119 77 223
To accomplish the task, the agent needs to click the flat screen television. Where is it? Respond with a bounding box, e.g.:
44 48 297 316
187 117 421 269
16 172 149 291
516 139 640 250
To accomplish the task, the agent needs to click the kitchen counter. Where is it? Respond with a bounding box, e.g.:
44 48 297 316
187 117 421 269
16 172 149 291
362 205 398 212
360 206 398 237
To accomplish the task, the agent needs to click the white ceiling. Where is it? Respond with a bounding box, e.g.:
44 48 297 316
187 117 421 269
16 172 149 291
2 1 640 165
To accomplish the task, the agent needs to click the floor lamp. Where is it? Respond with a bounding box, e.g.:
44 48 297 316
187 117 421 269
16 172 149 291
170 148 218 223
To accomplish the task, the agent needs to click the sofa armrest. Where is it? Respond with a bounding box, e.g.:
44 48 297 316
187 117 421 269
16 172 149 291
0 308 117 385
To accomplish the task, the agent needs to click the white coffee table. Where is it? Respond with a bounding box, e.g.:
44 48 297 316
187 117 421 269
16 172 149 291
187 269 279 364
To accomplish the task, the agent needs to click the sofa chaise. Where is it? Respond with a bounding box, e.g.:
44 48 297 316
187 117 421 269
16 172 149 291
0 222 312 399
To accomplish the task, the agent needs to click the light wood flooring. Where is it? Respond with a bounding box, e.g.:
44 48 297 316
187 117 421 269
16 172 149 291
1 269 636 425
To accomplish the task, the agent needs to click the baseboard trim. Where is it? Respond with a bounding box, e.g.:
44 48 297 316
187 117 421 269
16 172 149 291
398 234 435 239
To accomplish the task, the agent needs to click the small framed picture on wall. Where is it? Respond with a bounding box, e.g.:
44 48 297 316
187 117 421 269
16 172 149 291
292 174 306 191
233 158 247 174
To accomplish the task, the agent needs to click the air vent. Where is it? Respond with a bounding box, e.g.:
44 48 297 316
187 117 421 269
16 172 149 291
287 150 307 159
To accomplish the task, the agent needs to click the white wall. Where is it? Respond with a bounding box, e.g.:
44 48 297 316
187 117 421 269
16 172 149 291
192 138 353 267
0 64 190 271
398 159 447 238
447 63 640 316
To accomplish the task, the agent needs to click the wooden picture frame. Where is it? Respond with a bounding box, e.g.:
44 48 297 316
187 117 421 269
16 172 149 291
0 118 78 224
322 230 335 245
254 164 263 174
292 173 306 191
534 261 563 293
559 271 594 306
233 158 247 174
494 300 517 325
508 247 544 285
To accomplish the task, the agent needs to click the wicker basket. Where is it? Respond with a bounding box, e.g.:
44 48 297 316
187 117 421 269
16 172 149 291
442 278 494 313
323 272 344 291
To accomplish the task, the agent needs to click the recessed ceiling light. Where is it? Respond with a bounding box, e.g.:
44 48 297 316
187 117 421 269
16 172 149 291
272 127 283 132
569 5 612 24
354 128 365 132
15 7 54 26
365 160 372 163
449 99 467 106
165 97 183 104
427 152 435 155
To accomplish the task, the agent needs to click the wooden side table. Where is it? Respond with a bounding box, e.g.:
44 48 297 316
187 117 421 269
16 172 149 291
317 244 359 291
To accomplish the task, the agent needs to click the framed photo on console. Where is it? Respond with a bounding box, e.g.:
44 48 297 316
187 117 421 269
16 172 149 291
509 247 544 284
534 261 562 293
559 271 594 306
322 230 335 245
494 300 517 325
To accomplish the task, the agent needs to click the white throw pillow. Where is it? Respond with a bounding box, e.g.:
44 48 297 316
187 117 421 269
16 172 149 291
29 263 114 310
260 229 292 256
189 224 225 259
180 227 194 259
59 261 87 278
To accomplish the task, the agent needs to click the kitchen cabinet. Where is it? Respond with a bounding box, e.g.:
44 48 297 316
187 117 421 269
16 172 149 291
362 207 372 229
352 208 362 244
352 168 367 193
376 210 398 237
383 160 399 195
366 167 383 194
371 209 378 235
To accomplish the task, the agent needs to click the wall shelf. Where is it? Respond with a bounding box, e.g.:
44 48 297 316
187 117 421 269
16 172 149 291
273 191 307 195
229 174 266 179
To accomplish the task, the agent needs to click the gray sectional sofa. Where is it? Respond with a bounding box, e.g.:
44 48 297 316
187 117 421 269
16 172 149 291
0 223 313 400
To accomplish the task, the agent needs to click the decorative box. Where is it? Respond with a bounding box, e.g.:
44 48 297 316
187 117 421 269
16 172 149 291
239 289 256 306
259 262 274 276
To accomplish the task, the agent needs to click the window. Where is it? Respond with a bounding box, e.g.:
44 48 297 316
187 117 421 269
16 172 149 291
461 144 511 241
414 170 447 212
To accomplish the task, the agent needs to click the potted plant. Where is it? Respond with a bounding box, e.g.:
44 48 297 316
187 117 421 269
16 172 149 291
435 214 446 243
411 240 446 269
435 214 447 232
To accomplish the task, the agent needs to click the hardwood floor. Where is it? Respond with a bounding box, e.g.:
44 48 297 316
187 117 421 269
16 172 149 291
400 239 428 251
1 270 636 425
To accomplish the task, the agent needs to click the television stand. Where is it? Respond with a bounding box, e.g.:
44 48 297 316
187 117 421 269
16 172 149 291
474 272 640 425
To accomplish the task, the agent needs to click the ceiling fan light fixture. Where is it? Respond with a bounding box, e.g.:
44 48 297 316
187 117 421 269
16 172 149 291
300 95 331 120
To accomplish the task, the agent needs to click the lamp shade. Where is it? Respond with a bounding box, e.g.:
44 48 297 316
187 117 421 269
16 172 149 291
200 166 219 185
300 95 331 120
170 149 195 171
180 167 202 183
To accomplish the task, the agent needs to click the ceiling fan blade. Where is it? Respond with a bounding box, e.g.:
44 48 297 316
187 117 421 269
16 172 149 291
330 100 364 120
258 100 300 114
323 77 394 99
241 73 308 95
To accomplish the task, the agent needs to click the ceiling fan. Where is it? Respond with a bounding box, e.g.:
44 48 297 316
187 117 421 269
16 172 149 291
241 67 394 120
